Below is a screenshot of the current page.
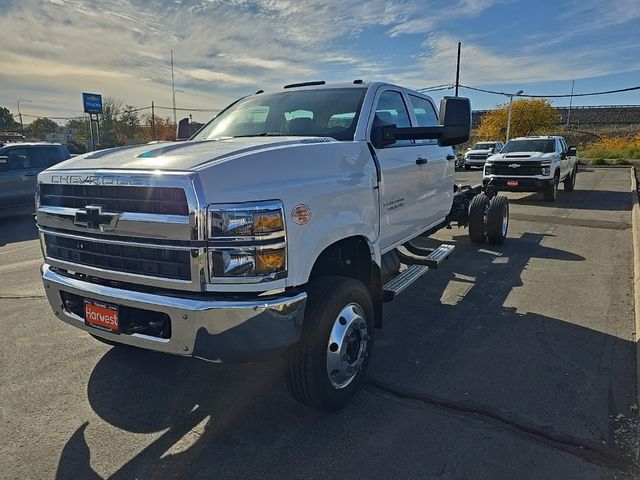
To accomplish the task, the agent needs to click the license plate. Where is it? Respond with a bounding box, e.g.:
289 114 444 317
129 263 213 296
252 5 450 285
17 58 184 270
84 299 119 332
507 180 519 187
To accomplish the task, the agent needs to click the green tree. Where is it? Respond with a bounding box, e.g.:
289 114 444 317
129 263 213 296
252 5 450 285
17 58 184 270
28 117 59 140
98 97 123 146
476 98 557 141
119 105 140 144
0 106 19 131
64 118 90 146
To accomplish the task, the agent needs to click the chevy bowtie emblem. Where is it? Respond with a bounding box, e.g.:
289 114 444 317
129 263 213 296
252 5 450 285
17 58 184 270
508 163 521 168
74 205 120 231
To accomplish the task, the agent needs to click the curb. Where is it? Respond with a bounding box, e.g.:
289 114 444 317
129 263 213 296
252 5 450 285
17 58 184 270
630 166 640 402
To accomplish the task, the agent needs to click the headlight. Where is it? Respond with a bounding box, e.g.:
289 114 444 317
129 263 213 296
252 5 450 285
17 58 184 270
484 165 493 175
210 202 285 239
208 201 287 281
541 166 550 176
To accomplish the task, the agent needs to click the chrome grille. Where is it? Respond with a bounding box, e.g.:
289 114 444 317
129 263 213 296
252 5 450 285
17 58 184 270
492 161 542 176
40 184 188 215
44 233 192 281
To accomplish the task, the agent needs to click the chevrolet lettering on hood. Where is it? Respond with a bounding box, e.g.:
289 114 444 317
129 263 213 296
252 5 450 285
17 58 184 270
50 174 149 185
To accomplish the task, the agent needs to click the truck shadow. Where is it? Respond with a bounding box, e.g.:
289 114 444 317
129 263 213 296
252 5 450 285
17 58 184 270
0 214 38 247
54 232 638 479
507 189 631 211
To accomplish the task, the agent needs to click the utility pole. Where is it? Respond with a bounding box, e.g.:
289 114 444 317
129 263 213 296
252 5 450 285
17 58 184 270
455 42 461 97
566 80 575 127
17 99 31 135
171 49 177 140
151 101 156 140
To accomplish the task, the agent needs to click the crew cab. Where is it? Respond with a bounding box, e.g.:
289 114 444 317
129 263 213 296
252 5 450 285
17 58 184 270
483 136 578 202
463 140 503 169
36 81 509 411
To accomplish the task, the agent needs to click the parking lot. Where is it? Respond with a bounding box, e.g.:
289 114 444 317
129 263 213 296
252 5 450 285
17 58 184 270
1 167 638 479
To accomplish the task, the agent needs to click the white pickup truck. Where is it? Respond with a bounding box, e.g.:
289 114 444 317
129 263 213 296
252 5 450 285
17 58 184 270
36 81 509 411
483 135 578 202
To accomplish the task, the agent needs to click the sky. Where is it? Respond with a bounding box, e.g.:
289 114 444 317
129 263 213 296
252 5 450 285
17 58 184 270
0 0 639 125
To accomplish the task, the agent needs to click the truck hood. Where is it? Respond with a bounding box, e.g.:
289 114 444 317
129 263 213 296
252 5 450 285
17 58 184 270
466 149 493 156
47 137 337 171
488 151 556 161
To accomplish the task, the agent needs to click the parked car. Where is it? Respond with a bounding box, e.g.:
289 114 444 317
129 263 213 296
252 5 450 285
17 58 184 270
463 141 504 169
0 143 70 213
483 136 578 202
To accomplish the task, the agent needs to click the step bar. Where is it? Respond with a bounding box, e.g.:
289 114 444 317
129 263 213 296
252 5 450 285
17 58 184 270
383 244 455 301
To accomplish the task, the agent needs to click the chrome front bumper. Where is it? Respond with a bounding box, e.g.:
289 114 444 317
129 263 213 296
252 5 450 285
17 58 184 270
42 264 307 362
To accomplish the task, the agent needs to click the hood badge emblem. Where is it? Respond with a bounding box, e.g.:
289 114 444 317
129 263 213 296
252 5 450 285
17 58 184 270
74 205 121 231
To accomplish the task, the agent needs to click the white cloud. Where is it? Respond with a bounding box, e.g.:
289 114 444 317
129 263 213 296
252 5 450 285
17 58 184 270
0 0 637 120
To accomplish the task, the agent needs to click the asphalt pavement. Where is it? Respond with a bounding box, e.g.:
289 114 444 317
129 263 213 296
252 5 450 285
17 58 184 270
1 167 638 479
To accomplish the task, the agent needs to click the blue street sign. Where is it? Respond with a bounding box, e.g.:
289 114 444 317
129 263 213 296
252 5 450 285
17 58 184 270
82 92 103 114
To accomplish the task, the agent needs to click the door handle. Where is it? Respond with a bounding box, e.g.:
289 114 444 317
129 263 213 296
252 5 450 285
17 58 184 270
416 157 428 165
23 172 37 177
446 154 456 161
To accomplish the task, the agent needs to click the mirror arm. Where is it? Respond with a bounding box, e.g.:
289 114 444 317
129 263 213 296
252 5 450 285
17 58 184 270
381 125 444 142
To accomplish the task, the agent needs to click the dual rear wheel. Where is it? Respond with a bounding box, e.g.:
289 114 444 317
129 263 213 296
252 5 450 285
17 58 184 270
469 193 509 245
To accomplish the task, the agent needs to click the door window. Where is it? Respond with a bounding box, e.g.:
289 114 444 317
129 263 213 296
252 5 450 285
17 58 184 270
373 91 412 146
31 147 60 168
4 148 31 169
408 95 438 144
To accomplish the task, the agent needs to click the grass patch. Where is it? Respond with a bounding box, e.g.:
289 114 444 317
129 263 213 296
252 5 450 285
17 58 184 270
589 157 608 166
581 135 640 161
613 158 631 166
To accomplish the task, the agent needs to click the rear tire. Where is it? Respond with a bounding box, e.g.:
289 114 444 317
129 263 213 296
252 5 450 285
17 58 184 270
468 193 490 244
486 196 509 245
286 276 374 412
543 175 559 202
563 166 577 192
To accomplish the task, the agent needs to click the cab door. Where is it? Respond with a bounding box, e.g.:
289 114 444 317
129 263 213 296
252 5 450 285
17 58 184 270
406 93 455 224
369 88 432 252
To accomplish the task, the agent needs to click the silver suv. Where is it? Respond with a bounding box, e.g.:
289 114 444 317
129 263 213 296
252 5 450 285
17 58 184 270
0 143 70 214
463 141 504 169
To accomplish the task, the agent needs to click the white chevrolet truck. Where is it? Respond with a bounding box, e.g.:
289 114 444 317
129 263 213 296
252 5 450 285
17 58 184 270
483 135 578 202
37 81 509 411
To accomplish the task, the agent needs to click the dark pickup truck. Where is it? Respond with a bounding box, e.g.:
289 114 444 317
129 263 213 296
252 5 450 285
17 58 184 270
0 143 70 214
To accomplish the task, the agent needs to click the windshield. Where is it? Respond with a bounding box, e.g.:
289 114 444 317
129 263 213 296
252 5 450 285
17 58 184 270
192 88 367 142
472 143 495 150
501 139 555 154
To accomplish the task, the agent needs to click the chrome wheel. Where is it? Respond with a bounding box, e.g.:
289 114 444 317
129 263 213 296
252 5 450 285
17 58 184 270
326 303 369 389
501 204 509 237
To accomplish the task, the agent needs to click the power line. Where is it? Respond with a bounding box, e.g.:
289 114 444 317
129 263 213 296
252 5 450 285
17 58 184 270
458 84 640 98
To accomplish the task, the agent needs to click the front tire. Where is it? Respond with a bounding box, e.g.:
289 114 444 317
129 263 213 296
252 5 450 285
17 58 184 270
286 276 374 412
563 166 577 192
543 175 559 202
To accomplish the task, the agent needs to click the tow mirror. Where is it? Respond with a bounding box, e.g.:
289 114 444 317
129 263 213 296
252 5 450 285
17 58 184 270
567 146 577 157
0 156 9 172
372 96 471 148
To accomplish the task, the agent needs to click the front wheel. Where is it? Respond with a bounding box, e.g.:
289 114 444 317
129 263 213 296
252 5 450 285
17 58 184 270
286 276 374 412
543 175 559 202
564 166 577 192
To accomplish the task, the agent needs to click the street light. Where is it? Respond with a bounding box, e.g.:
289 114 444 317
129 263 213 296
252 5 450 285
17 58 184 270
17 99 31 135
505 89 524 142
